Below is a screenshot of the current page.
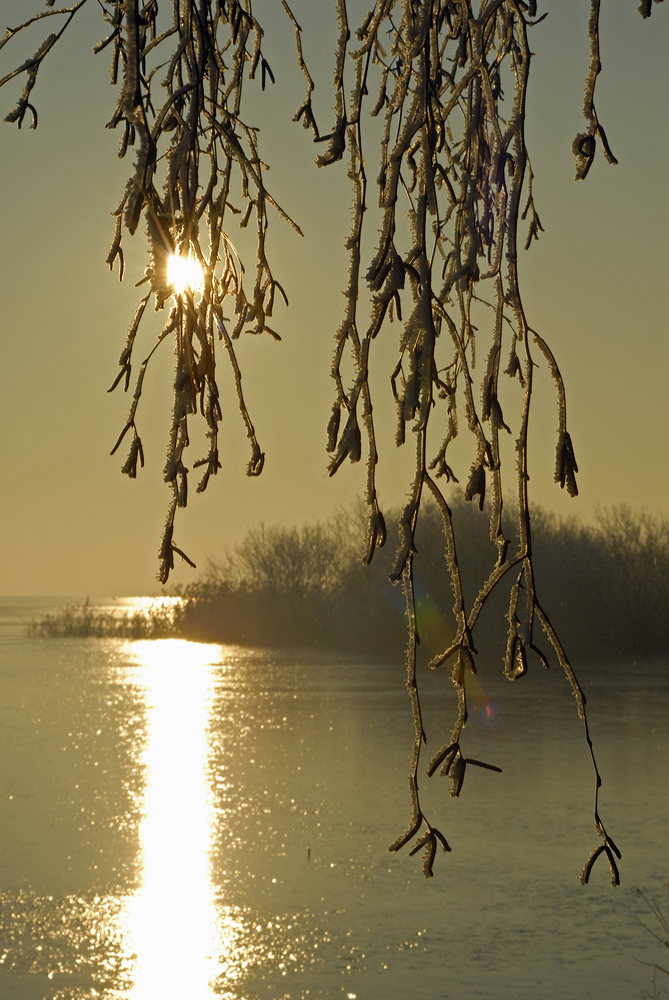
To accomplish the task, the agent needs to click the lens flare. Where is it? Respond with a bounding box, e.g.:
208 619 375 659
473 697 501 730
168 249 205 296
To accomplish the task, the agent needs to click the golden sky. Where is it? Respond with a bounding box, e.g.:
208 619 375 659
0 1 667 596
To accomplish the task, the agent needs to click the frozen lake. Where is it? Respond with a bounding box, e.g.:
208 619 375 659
0 598 668 999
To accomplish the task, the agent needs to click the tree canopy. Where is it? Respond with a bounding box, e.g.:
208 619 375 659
1 0 664 881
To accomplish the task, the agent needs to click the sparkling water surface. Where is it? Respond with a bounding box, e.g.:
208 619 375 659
0 598 667 1000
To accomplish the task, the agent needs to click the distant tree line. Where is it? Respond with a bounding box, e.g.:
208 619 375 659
33 501 668 663
31 499 669 660
177 499 669 662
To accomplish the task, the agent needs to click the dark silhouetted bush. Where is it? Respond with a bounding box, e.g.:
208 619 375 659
177 499 669 662
30 501 668 663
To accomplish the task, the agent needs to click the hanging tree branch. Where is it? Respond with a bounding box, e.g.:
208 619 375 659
315 0 630 881
1 0 300 583
1 0 660 882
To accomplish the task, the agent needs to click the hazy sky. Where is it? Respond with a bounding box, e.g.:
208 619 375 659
0 1 667 596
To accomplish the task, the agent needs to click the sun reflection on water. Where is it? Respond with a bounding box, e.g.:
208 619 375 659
126 639 220 999
0 636 320 993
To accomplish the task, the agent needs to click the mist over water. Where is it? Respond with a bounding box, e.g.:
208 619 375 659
1 599 668 1000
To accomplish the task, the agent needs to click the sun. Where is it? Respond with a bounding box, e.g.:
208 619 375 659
167 248 205 296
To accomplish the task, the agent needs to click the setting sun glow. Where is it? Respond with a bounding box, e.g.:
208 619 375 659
168 249 205 296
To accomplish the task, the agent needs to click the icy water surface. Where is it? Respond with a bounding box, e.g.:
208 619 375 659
0 600 668 1000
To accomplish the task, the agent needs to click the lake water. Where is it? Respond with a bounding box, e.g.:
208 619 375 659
1 598 668 1000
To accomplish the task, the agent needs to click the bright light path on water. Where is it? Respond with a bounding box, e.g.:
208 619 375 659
126 639 219 999
168 249 204 296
